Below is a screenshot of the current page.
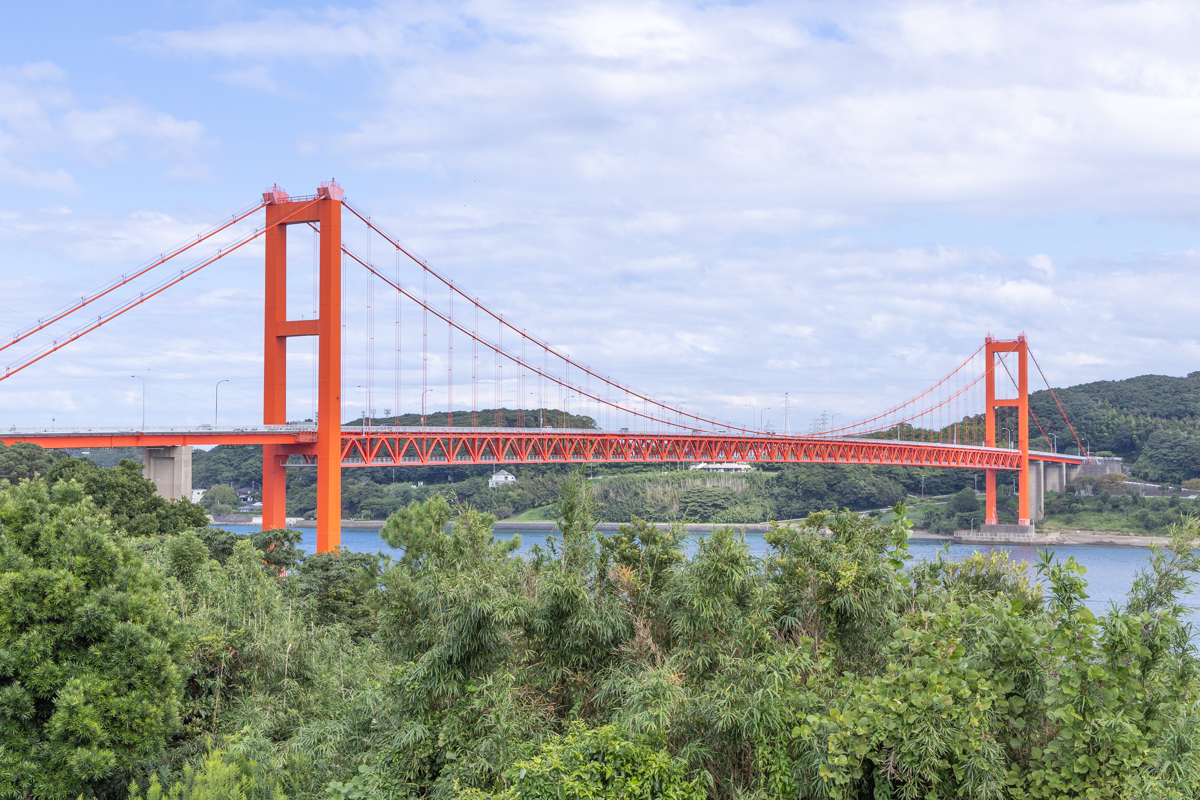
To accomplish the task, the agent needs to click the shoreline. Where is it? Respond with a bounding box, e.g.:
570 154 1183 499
212 516 1184 547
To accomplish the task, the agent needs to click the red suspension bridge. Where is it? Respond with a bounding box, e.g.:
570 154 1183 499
0 182 1088 552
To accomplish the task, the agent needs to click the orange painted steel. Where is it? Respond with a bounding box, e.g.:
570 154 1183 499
0 180 1082 553
3 428 1091 470
983 335 1030 525
334 430 1031 470
260 183 344 551
0 432 304 448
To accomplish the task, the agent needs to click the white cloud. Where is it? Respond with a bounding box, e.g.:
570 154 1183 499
0 61 214 192
1028 253 1055 277
6 1 1200 429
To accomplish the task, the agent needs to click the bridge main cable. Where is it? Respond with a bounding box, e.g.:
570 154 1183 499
342 241 746 434
342 200 750 435
0 201 265 356
1 200 319 383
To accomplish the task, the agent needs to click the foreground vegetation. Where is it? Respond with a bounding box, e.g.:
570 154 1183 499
4 449 1200 799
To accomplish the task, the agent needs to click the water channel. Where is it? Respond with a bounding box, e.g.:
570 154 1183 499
211 523 1199 625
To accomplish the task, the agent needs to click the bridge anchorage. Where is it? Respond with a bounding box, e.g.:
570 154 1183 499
1 182 1089 551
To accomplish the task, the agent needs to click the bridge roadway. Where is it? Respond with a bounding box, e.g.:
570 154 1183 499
1 425 1085 469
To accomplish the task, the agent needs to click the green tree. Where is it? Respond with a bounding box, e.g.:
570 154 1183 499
0 479 183 799
47 457 207 535
0 441 64 482
296 548 386 640
200 484 240 515
949 486 981 514
459 724 703 800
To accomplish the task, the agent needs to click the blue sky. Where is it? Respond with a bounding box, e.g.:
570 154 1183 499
1 0 1198 432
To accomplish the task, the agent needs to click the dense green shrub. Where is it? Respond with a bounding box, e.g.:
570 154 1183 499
47 457 208 535
459 724 704 800
8 457 1200 800
0 479 183 798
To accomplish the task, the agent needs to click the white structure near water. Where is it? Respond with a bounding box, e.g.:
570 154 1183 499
488 469 517 488
689 462 753 473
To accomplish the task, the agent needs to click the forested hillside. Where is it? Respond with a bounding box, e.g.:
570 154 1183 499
193 438 976 523
1029 370 1200 481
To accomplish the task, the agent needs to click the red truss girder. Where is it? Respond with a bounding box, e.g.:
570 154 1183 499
336 431 1030 469
4 430 1083 470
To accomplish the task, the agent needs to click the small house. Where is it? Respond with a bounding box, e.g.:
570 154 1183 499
688 462 753 473
488 469 517 488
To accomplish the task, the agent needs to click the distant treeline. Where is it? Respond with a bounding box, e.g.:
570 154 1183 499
191 439 983 522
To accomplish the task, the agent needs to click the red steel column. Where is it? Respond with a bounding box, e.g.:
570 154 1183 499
984 336 998 524
316 183 343 552
1016 335 1030 525
263 199 289 530
262 445 287 530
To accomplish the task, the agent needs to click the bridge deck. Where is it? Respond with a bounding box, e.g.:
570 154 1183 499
1 426 1085 469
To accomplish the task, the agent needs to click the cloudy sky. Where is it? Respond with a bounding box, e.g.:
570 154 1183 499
0 0 1198 432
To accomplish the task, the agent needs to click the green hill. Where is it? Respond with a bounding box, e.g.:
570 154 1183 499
1029 371 1200 482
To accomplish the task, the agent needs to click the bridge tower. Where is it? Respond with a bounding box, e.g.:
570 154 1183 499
983 334 1030 527
262 182 343 551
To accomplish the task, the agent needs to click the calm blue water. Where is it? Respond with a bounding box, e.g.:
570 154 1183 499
212 524 1198 623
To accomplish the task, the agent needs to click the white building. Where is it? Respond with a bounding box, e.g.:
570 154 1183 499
688 462 753 473
191 488 207 503
488 469 517 488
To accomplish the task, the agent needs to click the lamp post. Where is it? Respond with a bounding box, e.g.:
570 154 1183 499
356 386 371 427
215 379 229 428
1084 439 1091 458
529 391 542 427
1050 432 1057 453
760 407 771 433
565 395 576 428
131 375 145 432
1002 426 1013 449
744 404 756 432
676 402 686 430
421 389 432 428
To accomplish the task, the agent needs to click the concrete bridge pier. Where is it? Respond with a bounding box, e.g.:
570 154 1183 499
1030 460 1045 522
142 445 192 501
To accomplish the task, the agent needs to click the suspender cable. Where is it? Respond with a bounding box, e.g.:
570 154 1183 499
403 251 408 424
472 301 478 428
495 316 502 427
366 229 374 425
421 270 428 427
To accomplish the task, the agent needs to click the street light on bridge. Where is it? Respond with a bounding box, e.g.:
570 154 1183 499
215 379 229 428
131 375 145 432
529 391 542 427
421 389 433 428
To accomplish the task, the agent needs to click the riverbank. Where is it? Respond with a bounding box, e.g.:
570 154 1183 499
210 516 1194 548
